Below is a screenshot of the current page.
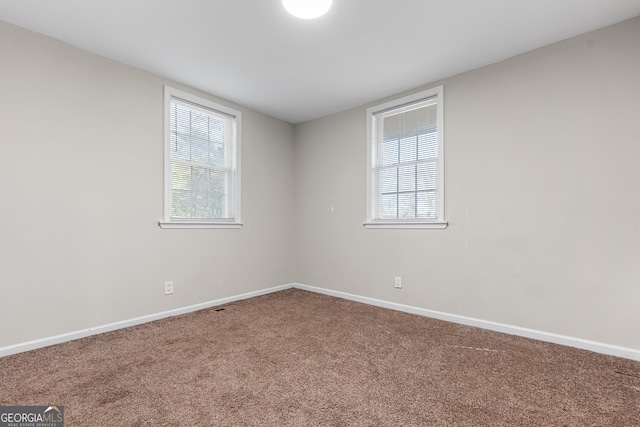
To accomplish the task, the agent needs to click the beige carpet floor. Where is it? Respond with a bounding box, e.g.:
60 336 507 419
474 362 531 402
0 288 638 426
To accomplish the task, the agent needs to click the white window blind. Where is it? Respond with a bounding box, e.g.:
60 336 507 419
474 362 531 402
160 87 241 229
366 86 446 229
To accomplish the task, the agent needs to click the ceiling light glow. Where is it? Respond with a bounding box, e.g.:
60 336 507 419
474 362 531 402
282 0 332 19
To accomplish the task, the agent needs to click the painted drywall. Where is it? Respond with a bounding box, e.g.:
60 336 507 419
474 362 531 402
0 21 295 347
293 17 640 350
1 16 639 355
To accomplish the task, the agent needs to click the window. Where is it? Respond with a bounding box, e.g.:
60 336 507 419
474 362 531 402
365 86 446 229
159 86 242 229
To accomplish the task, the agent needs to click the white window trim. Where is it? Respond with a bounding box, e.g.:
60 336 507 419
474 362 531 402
158 86 243 230
364 86 447 230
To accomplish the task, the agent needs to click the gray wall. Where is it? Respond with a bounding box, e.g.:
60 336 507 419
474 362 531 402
293 17 640 350
0 22 295 347
2 17 639 352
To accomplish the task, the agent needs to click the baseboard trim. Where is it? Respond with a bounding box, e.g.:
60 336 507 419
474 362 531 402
0 284 291 358
292 283 640 362
3 283 639 362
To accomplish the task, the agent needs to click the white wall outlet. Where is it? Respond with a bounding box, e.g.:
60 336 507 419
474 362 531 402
395 276 402 289
164 281 174 295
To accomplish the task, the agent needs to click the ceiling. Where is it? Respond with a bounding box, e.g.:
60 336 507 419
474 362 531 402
1 1 639 124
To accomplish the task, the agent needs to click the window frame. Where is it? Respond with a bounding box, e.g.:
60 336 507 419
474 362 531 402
364 86 447 229
158 86 242 229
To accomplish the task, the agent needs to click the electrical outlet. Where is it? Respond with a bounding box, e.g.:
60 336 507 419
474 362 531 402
164 281 174 295
395 277 402 289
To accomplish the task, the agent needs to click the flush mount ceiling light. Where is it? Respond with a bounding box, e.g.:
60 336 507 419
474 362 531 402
282 0 332 19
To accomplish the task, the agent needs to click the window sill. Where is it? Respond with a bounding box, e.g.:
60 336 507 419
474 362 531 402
158 221 243 229
363 221 448 229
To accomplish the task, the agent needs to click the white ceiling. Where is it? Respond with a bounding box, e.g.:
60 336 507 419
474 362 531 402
1 1 639 124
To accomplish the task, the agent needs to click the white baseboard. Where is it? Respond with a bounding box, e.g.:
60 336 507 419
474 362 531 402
2 282 639 362
0 284 291 358
292 283 640 362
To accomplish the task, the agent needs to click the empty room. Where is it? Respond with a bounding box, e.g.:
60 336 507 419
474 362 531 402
1 0 639 425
